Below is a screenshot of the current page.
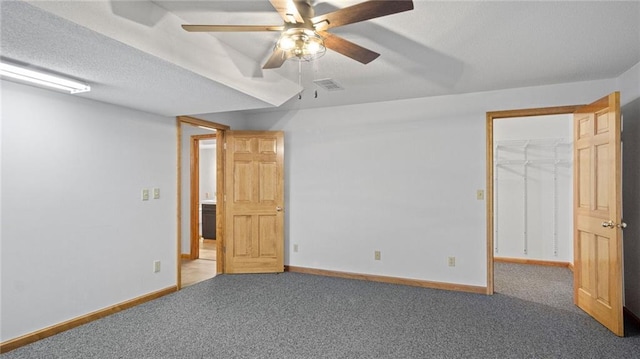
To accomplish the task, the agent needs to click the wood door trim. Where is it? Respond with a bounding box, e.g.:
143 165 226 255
190 135 200 259
485 105 583 295
177 116 230 130
216 130 225 274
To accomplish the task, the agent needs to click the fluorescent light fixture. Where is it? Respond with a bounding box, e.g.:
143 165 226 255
0 62 90 94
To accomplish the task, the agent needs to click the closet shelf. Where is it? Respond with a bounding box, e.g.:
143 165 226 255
496 159 571 166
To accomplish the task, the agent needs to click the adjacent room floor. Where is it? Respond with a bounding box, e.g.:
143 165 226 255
180 239 216 287
493 261 578 313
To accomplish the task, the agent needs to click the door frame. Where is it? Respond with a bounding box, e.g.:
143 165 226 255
485 105 582 295
176 116 229 289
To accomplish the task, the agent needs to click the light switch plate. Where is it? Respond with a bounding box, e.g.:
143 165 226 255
476 190 484 200
153 188 160 199
142 189 150 201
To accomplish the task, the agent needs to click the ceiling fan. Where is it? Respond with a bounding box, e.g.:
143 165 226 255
181 0 414 69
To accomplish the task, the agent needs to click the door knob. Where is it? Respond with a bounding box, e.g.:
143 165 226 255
602 220 627 229
602 220 615 228
276 206 283 212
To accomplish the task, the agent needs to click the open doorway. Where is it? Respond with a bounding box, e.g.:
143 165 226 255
485 105 581 295
493 114 574 265
198 137 217 262
491 112 576 309
181 133 217 287
176 116 228 289
190 134 217 259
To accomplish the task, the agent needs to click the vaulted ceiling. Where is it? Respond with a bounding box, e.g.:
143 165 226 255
2 1 639 117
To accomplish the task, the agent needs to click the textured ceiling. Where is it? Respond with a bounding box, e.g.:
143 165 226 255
1 0 639 117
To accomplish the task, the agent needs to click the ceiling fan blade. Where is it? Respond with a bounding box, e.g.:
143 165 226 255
182 25 284 32
262 48 289 69
320 31 380 64
269 0 304 24
312 0 414 31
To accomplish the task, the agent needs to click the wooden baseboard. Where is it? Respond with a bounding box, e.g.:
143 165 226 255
285 266 487 295
181 253 190 259
494 257 572 268
0 286 177 354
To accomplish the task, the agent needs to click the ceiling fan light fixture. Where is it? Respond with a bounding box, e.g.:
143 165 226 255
276 28 326 62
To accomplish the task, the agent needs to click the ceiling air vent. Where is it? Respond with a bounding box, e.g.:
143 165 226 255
313 78 344 91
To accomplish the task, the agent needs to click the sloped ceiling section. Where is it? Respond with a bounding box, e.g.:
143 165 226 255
159 0 640 113
1 1 300 116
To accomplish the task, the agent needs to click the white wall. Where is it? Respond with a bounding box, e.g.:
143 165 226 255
199 143 216 202
0 80 177 341
243 78 618 287
619 61 640 106
493 115 573 262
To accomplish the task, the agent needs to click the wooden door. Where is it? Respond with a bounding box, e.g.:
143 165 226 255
224 131 284 273
573 92 624 336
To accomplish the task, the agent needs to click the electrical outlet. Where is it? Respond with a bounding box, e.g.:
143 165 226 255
476 190 484 200
293 244 298 252
153 260 161 273
448 257 456 267
374 251 381 261
153 188 160 199
142 189 150 201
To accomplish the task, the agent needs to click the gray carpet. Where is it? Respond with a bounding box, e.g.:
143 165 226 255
494 262 581 313
3 263 640 358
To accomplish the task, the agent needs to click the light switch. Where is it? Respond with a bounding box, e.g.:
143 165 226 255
142 189 150 201
476 190 484 200
153 188 160 199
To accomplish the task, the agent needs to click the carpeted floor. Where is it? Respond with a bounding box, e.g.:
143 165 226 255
494 262 580 313
2 263 639 358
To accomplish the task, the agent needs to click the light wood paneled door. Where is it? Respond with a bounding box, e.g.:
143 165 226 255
573 92 624 336
224 131 284 273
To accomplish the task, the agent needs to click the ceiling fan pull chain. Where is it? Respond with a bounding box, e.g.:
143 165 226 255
312 62 319 99
298 61 303 100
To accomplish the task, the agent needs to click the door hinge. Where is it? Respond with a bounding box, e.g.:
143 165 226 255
224 142 227 150
223 246 226 254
